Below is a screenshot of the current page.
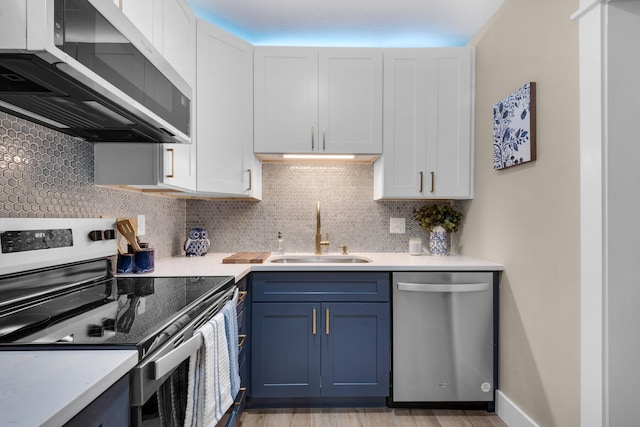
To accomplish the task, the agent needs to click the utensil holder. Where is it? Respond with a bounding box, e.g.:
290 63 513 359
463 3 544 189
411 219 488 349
116 253 135 273
134 248 155 273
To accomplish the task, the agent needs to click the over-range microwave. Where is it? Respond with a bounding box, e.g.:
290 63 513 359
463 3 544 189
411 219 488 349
0 0 191 143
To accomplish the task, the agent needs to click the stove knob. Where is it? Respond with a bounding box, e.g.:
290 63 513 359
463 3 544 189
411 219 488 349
103 229 116 240
102 318 116 331
88 324 106 337
88 230 104 241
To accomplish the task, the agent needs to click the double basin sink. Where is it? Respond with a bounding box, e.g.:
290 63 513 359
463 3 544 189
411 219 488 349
269 255 371 264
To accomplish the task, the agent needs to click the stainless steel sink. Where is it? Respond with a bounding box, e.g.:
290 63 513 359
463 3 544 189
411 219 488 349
269 255 372 264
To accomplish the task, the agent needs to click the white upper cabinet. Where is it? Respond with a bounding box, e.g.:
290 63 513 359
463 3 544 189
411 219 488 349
254 47 383 154
100 0 197 192
374 47 474 199
195 19 261 199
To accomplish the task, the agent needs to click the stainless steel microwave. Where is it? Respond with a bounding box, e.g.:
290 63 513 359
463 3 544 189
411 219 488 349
0 0 191 143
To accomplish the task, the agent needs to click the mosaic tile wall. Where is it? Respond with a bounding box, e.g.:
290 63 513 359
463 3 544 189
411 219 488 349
0 112 186 259
187 163 436 254
0 110 452 259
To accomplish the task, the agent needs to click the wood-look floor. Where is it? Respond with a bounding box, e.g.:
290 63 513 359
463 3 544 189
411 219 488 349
239 408 508 427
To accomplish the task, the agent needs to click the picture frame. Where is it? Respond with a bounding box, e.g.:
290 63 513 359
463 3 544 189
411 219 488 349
493 82 537 170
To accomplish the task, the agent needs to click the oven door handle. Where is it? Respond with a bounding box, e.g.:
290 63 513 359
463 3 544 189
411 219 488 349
152 332 203 380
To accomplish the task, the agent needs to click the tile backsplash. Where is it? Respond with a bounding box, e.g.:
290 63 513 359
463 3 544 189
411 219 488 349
0 112 186 259
2 111 443 258
187 163 429 254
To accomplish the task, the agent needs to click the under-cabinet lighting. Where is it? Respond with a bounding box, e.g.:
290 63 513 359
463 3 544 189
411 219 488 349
282 154 356 160
0 100 69 129
83 101 135 125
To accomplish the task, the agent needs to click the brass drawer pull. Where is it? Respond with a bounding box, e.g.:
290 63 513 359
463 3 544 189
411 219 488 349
238 291 247 302
234 388 247 406
325 308 330 335
166 148 175 178
312 308 317 335
311 127 315 150
238 334 246 349
430 171 435 193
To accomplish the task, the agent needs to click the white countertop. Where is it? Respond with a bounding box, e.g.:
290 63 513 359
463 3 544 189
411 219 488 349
0 349 138 426
1 252 500 425
129 252 504 280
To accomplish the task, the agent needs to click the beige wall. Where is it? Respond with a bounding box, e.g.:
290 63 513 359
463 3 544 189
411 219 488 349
461 0 580 425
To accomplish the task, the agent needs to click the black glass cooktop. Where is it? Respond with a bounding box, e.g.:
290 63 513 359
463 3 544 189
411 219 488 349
0 259 233 357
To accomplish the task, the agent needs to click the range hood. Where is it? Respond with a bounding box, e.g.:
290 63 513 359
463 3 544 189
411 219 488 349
0 0 191 144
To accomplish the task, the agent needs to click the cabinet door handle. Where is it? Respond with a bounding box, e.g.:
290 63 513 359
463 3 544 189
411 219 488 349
430 171 435 193
419 171 424 193
322 128 326 152
312 308 317 335
238 291 247 302
325 308 330 335
246 169 252 191
238 334 246 349
311 127 315 150
166 148 175 178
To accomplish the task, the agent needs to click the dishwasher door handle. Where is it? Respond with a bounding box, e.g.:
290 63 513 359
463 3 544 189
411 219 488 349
397 282 490 293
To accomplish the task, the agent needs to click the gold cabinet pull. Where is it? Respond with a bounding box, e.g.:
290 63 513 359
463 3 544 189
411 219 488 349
311 127 315 150
430 171 435 193
238 291 247 302
312 308 317 335
325 308 330 335
234 388 247 406
419 171 424 193
238 334 246 349
166 148 175 178
246 169 252 191
322 128 326 151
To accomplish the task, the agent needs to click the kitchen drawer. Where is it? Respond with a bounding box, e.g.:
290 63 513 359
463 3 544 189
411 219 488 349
251 272 390 302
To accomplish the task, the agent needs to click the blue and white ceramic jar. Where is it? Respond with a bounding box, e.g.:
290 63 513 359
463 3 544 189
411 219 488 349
428 226 449 256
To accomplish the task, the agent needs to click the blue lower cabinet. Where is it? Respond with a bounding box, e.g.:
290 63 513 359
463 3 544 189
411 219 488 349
322 303 390 397
251 301 389 399
251 302 321 397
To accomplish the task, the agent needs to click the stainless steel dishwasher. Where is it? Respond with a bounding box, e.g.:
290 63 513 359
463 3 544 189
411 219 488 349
392 272 496 407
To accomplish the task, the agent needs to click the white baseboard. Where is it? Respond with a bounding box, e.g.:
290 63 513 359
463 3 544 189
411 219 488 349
496 390 539 427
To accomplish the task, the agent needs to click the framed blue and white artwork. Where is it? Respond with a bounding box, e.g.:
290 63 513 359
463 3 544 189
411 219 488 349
493 82 537 170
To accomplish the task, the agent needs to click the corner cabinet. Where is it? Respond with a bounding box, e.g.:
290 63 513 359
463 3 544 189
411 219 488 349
254 47 383 155
194 20 262 199
374 47 475 199
250 272 390 400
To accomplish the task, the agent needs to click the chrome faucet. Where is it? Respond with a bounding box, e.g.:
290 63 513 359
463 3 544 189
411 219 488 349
315 201 330 254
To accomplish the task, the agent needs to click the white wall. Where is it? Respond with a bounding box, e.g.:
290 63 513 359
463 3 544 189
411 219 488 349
462 0 581 426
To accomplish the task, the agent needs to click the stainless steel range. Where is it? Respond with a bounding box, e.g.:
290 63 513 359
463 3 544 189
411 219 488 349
0 218 239 426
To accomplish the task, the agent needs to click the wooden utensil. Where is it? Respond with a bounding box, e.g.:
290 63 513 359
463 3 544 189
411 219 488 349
116 219 142 252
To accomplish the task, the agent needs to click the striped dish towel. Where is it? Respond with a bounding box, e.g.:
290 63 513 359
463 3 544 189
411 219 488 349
221 301 241 398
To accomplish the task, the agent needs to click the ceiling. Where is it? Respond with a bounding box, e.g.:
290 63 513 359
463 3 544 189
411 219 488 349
187 0 507 47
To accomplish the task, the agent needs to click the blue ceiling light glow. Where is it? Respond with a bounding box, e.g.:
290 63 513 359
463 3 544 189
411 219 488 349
249 32 468 48
189 5 258 42
187 5 470 48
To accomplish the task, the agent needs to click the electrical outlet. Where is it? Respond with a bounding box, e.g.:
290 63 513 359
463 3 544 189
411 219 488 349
390 218 406 234
137 215 145 235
